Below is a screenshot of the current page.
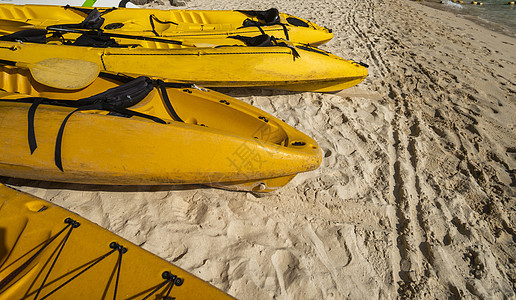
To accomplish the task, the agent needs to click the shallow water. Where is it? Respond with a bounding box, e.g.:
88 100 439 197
423 0 516 37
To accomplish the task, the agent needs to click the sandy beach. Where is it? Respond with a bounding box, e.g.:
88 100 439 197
3 0 515 298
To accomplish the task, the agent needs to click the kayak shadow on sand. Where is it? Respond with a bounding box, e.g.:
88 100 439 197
210 87 306 98
0 177 207 193
211 86 383 99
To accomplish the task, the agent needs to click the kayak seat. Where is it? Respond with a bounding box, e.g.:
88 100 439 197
0 29 47 44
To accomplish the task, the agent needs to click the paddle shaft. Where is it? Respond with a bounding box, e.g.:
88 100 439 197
47 26 184 45
0 20 217 47
0 59 28 68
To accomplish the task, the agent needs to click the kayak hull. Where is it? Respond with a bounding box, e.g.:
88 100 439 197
0 183 232 299
0 67 321 192
0 41 368 92
0 4 332 46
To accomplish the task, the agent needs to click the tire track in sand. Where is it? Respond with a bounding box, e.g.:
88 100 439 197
339 0 420 294
349 0 430 295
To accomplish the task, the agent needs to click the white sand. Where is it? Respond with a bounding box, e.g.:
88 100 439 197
5 0 515 298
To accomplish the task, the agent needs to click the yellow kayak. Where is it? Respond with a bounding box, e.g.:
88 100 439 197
0 183 233 299
0 36 368 92
0 4 333 46
0 66 321 192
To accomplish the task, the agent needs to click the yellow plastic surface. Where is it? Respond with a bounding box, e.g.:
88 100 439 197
0 4 333 46
0 183 233 299
0 66 321 192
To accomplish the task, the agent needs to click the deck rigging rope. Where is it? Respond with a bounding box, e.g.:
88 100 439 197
0 218 79 291
33 218 81 300
0 215 184 299
38 242 123 299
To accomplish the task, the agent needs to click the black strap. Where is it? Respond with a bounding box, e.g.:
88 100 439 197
159 81 195 89
95 72 196 93
2 99 166 172
295 45 329 56
0 75 189 171
227 34 300 59
156 80 183 122
149 15 159 37
272 38 300 60
54 103 99 171
227 34 272 46
28 98 43 154
26 75 153 152
256 24 266 35
54 102 166 171
79 76 154 108
280 23 289 40
239 19 266 35
238 21 289 40
98 72 138 84
149 14 178 37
